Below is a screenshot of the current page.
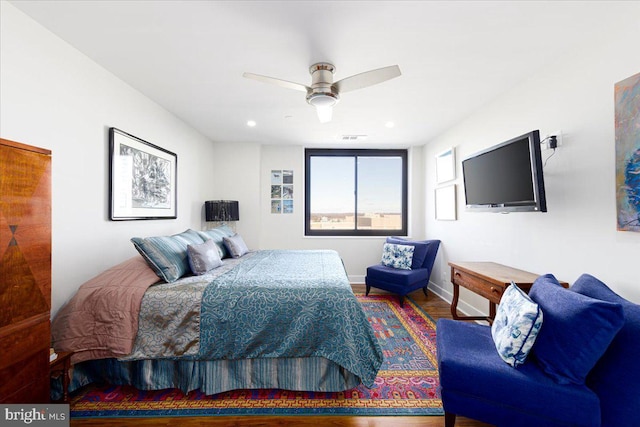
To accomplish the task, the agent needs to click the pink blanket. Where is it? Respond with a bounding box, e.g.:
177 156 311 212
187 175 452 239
51 256 160 364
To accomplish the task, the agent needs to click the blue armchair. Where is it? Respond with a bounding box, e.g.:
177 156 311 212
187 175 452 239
365 238 440 307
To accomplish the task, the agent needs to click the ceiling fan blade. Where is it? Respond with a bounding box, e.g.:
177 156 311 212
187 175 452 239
333 65 401 93
316 106 333 123
243 72 309 93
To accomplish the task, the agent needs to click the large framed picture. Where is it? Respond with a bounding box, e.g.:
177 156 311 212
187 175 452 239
109 127 177 220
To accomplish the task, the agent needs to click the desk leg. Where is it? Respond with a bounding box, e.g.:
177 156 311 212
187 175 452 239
450 282 461 319
450 282 490 322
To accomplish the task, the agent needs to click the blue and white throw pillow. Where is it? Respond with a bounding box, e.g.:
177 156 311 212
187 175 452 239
491 282 543 368
380 243 414 270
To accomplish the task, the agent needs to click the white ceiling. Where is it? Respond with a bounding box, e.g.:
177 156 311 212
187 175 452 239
9 1 640 147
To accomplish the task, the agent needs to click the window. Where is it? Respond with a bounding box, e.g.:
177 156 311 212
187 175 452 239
305 149 408 236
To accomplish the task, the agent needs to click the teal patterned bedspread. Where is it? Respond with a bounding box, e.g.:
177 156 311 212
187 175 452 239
122 249 383 389
197 249 383 387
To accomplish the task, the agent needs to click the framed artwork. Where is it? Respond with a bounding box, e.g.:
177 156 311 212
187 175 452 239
435 184 457 221
436 147 456 184
109 127 177 220
615 71 640 231
271 169 294 214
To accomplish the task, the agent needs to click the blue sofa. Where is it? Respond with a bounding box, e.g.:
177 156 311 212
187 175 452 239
365 238 440 306
437 273 640 427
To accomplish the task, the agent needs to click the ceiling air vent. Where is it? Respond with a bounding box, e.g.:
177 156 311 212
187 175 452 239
340 135 368 141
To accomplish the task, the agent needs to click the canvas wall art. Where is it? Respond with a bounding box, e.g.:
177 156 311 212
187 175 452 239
615 72 640 231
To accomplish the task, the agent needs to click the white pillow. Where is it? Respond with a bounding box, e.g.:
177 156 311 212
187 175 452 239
491 282 543 367
380 243 414 270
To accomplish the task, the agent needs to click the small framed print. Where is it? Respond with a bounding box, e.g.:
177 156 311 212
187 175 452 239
270 169 294 213
436 147 456 184
435 184 457 221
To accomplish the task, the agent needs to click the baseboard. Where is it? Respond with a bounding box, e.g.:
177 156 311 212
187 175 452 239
350 275 487 319
350 275 365 284
427 280 487 318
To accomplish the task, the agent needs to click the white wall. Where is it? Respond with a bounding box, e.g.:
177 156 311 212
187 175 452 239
1 2 216 315
424 19 640 314
254 144 426 283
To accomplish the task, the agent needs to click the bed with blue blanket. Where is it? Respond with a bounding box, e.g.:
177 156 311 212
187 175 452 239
56 249 383 396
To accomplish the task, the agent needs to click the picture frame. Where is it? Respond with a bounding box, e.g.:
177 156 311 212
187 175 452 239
109 127 177 220
436 147 456 184
435 184 457 221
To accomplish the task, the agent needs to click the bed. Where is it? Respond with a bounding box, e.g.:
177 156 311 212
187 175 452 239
52 235 384 396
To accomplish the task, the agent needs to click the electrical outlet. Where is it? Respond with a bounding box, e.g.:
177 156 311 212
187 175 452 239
441 271 447 282
542 130 563 150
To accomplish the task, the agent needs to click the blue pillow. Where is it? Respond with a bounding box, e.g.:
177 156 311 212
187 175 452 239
528 274 624 385
571 274 640 427
197 225 235 258
381 243 414 270
131 229 204 282
386 237 428 269
491 282 543 367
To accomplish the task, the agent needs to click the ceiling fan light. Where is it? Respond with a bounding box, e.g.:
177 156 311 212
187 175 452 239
316 106 332 123
307 92 339 108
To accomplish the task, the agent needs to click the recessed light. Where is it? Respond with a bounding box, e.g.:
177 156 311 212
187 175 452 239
247 120 257 127
385 121 395 128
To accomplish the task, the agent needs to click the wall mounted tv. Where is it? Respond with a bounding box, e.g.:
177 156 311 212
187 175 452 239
462 130 547 213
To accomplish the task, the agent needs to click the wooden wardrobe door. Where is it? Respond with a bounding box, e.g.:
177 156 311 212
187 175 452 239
0 138 52 403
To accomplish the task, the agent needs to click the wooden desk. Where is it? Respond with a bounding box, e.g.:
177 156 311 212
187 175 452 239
50 351 73 403
449 262 567 323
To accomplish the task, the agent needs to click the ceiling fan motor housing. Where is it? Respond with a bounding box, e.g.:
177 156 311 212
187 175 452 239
307 63 340 107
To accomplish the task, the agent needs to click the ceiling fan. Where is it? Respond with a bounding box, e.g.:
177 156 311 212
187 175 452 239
243 63 401 123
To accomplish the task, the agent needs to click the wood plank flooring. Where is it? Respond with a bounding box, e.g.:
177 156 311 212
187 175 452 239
70 285 493 427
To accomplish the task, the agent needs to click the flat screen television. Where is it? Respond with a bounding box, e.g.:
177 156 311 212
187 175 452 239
462 130 547 213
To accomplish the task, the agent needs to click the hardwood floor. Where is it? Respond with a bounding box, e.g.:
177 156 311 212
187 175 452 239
70 285 493 427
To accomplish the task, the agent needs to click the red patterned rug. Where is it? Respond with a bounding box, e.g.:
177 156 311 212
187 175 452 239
70 294 443 417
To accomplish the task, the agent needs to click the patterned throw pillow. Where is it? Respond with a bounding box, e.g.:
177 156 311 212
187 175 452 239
380 243 414 270
223 233 249 258
491 282 543 367
131 229 204 282
187 239 223 275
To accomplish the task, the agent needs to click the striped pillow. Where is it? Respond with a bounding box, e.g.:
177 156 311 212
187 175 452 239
197 225 235 258
131 229 204 282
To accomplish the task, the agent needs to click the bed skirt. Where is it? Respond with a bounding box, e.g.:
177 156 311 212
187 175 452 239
68 356 362 396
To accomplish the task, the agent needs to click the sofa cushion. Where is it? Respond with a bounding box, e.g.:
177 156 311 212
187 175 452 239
437 319 600 427
380 242 414 270
131 229 205 282
366 264 429 288
491 283 543 367
529 274 624 385
571 274 640 427
386 237 429 269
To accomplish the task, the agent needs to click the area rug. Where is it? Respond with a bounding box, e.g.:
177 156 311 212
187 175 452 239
70 294 443 417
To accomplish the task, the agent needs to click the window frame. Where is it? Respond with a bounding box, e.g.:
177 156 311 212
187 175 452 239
304 148 408 237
